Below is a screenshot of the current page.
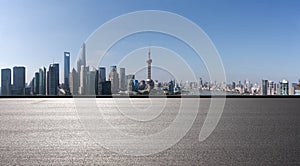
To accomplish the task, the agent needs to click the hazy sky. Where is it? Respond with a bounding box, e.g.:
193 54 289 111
0 0 300 84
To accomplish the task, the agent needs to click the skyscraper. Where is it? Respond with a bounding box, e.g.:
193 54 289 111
86 70 97 95
261 79 268 96
64 52 70 90
69 68 79 95
126 74 135 92
279 79 289 95
267 80 274 95
48 63 59 95
33 72 39 95
79 65 86 95
12 66 25 95
39 67 46 95
98 67 106 83
97 67 106 95
1 68 11 96
77 43 86 74
119 67 126 91
109 66 119 94
146 49 152 80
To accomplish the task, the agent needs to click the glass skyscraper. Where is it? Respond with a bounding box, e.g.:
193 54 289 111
12 66 25 95
39 67 46 95
1 68 11 96
261 79 268 96
64 52 70 90
119 67 126 91
48 63 59 95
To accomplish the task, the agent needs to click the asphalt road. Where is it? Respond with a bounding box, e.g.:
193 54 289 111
0 98 299 165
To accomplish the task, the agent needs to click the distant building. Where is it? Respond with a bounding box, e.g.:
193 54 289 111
48 63 59 95
25 87 31 96
39 67 46 95
33 72 39 95
12 66 26 96
279 79 289 95
231 81 236 90
77 43 86 74
46 71 49 95
64 52 70 90
86 70 97 95
198 77 203 88
98 67 106 83
109 66 119 94
292 80 300 95
69 68 79 95
267 81 274 95
1 68 11 96
96 68 111 95
261 79 268 95
119 67 126 91
30 78 35 95
79 65 86 95
126 74 135 92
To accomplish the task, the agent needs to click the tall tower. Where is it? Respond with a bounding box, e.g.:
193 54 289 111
1 68 11 96
261 79 268 96
109 66 119 94
12 66 26 95
48 63 59 95
77 43 86 74
69 68 79 95
119 67 126 91
64 52 70 90
39 67 46 95
146 49 152 80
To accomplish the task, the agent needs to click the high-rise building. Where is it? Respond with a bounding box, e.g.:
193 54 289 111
33 72 39 95
293 80 300 95
69 68 79 95
39 67 46 95
279 79 289 95
97 67 107 95
231 81 236 90
267 80 274 95
1 68 11 96
146 49 152 80
48 63 59 95
86 70 97 95
77 43 86 74
261 79 268 95
109 66 119 94
79 65 86 95
126 74 135 91
30 77 35 95
98 67 106 83
46 71 49 95
119 67 126 91
12 66 25 95
64 52 70 90
102 81 112 95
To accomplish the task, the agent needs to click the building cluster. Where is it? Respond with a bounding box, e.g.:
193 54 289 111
0 43 156 96
1 43 300 96
191 78 300 96
1 66 27 96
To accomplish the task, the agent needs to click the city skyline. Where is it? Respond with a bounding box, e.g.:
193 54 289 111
1 47 300 96
0 1 300 84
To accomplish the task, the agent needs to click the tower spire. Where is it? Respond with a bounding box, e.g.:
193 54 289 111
146 48 152 80
148 48 151 59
